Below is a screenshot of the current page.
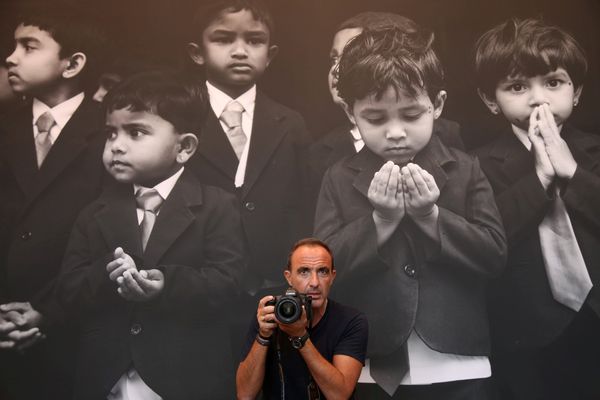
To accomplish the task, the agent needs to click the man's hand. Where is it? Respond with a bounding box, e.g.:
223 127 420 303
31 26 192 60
116 269 164 302
536 103 577 180
0 303 45 351
277 306 308 339
368 161 405 224
106 247 137 282
401 163 440 218
256 296 278 339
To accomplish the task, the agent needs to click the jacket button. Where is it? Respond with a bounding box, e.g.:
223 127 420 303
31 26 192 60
130 323 142 335
403 264 416 278
20 231 32 240
245 202 255 211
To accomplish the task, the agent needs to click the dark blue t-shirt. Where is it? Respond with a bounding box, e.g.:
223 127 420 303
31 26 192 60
241 299 368 400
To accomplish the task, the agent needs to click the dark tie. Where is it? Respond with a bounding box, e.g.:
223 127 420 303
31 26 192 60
135 188 164 251
34 111 56 168
369 344 409 397
219 100 247 160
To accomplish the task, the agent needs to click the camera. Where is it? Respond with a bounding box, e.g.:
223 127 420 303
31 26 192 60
266 288 312 325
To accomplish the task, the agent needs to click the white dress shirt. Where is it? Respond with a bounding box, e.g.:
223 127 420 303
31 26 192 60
206 81 256 187
32 92 85 143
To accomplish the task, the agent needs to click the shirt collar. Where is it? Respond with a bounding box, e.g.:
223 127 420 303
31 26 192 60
205 81 256 118
349 125 361 141
133 166 185 201
32 92 85 129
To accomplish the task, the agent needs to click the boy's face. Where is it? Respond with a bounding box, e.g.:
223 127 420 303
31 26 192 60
328 27 362 106
189 9 276 96
103 108 189 187
347 85 445 165
6 24 68 95
483 68 582 131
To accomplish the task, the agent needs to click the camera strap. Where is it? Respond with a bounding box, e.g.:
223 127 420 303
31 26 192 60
275 330 285 400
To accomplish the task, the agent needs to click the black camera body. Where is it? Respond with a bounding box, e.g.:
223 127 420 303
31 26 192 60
267 288 312 325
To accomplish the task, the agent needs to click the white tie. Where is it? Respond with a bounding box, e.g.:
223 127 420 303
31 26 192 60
35 111 55 168
220 100 247 160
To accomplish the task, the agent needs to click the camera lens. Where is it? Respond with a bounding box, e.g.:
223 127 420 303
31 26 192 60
279 302 296 319
276 298 301 323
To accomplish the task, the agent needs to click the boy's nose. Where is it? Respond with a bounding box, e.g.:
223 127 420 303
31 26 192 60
5 49 18 66
528 86 549 107
386 123 407 140
231 41 248 58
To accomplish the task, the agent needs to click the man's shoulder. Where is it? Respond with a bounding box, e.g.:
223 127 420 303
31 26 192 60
326 299 368 329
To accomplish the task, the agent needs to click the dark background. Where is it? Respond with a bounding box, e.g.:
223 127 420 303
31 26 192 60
1 0 599 149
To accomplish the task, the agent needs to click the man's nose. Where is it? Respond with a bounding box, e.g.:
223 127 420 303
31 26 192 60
309 271 319 287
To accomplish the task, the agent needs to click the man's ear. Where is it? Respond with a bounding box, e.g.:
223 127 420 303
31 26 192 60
283 269 292 286
265 44 279 68
62 52 87 79
477 88 500 115
573 85 584 107
176 133 199 164
341 101 356 125
433 90 447 119
187 42 205 66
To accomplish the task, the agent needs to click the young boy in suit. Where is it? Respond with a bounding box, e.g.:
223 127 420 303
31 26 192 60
314 27 506 399
310 12 465 184
56 71 246 400
474 18 600 399
186 0 312 293
0 6 106 399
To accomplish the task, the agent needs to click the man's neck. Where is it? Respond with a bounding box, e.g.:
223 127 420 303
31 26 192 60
311 299 328 327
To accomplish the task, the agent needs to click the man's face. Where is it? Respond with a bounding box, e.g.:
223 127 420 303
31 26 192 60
6 24 68 95
487 68 580 131
103 108 185 187
190 9 276 96
284 245 336 311
348 85 444 165
328 27 362 106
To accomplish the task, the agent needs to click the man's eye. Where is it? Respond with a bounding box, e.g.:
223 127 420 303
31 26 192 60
299 270 310 276
317 269 330 276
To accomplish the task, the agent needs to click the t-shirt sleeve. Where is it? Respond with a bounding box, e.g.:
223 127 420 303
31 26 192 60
239 314 260 362
333 311 369 364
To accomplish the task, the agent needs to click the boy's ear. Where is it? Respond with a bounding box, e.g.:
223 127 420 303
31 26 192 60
265 45 279 67
433 90 447 119
176 133 199 164
574 85 583 107
62 52 87 79
187 42 205 66
477 88 500 115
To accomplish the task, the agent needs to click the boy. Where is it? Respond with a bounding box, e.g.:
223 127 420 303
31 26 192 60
314 27 506 399
56 71 246 399
0 6 106 399
310 12 465 183
474 18 600 399
186 0 312 293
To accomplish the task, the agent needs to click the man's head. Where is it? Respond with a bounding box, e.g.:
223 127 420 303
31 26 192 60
5 5 105 99
284 238 336 311
102 71 204 187
336 27 446 165
187 0 278 98
474 18 586 130
328 12 419 105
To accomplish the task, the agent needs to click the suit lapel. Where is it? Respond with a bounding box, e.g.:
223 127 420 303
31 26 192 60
488 130 533 185
143 170 202 267
25 98 102 207
563 125 600 173
197 111 238 180
3 105 39 194
242 92 288 198
349 148 385 198
94 183 144 261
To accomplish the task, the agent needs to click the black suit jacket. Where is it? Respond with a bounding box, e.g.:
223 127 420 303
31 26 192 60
57 170 246 399
188 90 312 284
474 125 600 351
314 135 506 358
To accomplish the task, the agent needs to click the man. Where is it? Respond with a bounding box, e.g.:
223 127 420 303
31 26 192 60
236 238 368 399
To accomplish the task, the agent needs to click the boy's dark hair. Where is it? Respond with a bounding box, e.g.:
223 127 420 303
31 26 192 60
336 27 444 106
337 11 418 34
104 70 208 136
15 2 106 91
474 18 588 97
190 0 274 41
286 238 335 271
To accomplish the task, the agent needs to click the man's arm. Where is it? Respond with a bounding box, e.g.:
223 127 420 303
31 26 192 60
298 342 363 400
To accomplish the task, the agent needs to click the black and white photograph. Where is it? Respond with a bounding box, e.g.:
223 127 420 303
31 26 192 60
1 0 599 399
